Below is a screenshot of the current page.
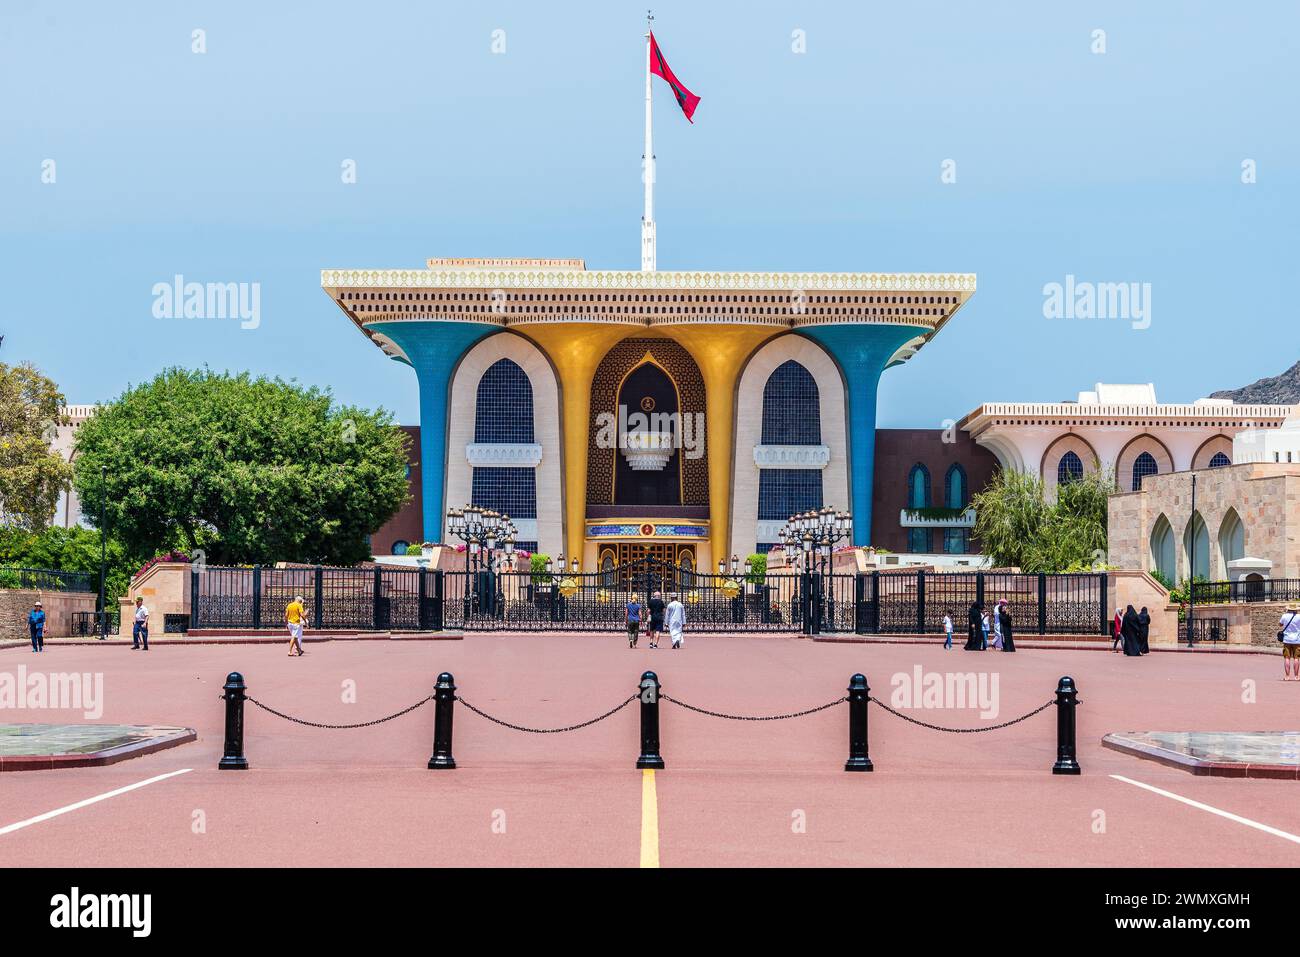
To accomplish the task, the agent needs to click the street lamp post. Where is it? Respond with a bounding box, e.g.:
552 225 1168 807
1188 473 1197 648
446 505 517 616
776 507 853 634
98 464 107 640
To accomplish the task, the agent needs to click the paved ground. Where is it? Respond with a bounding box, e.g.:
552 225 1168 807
1 635 1298 867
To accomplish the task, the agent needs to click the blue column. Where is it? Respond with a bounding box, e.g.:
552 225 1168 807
367 321 496 544
800 324 928 546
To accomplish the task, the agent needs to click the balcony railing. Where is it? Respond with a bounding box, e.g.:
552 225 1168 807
1190 579 1300 604
899 507 976 528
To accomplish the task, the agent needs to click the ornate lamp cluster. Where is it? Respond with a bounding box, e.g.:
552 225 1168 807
717 554 753 577
447 505 518 571
778 506 853 573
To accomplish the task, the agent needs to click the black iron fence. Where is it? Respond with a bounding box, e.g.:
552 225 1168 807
1179 617 1228 643
1191 578 1300 605
441 558 830 633
192 565 443 632
191 562 1108 638
856 570 1108 636
70 610 121 636
0 566 95 593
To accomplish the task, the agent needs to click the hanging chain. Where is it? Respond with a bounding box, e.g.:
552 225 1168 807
457 694 638 734
246 694 433 729
661 693 846 721
867 696 1054 733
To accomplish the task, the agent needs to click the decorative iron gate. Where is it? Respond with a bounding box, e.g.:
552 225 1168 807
442 557 809 633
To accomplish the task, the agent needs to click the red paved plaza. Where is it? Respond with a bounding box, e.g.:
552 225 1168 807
1 636 1297 867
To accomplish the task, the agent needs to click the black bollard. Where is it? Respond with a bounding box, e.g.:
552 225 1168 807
1051 675 1082 775
219 672 249 770
428 672 457 770
844 673 873 772
636 671 665 770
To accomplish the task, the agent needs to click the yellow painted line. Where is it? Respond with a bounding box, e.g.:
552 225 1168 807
639 769 660 868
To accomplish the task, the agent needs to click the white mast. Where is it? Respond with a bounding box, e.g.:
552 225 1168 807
641 10 656 272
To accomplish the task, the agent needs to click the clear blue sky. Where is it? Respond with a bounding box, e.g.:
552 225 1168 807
3 0 1295 427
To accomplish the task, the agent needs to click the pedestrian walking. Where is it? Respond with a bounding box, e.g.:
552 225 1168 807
998 600 1015 653
131 596 150 650
942 610 953 650
665 592 686 649
963 601 982 651
626 595 642 649
1280 605 1300 681
27 600 45 653
646 590 665 649
285 595 307 656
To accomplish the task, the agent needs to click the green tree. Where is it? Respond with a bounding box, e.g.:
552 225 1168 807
0 362 74 529
970 469 1049 570
0 525 133 600
973 467 1112 573
72 368 411 565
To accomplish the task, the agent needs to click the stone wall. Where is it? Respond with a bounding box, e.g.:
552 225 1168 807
1108 462 1300 580
0 588 97 640
1106 570 1176 645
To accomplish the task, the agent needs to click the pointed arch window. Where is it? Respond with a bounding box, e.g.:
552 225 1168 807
1057 451 1084 486
944 464 967 509
1131 451 1158 491
907 464 931 510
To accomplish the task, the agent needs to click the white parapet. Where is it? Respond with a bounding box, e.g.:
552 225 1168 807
752 445 831 469
465 443 543 467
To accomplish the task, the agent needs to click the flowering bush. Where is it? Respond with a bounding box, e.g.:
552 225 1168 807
135 550 190 579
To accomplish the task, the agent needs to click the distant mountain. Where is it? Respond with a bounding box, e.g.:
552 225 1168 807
1209 360 1300 405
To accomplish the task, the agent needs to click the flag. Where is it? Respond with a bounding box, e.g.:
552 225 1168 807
649 31 700 123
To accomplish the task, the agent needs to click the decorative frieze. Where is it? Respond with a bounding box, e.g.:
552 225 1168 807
753 445 831 469
465 443 543 467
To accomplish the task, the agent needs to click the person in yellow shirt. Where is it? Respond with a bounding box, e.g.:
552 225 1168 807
285 595 307 656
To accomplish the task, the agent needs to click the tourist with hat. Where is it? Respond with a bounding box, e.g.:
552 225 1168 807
1280 604 1300 681
131 596 150 650
27 600 45 653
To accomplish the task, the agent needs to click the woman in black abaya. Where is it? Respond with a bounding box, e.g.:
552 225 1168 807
1121 604 1142 657
999 600 1015 652
964 600 983 650
1137 606 1151 654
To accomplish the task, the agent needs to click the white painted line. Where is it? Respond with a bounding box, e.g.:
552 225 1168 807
0 768 193 837
1110 773 1300 846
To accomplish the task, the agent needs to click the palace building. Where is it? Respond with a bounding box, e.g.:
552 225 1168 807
322 259 977 571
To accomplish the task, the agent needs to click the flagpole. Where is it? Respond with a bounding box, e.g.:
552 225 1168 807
641 10 656 272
